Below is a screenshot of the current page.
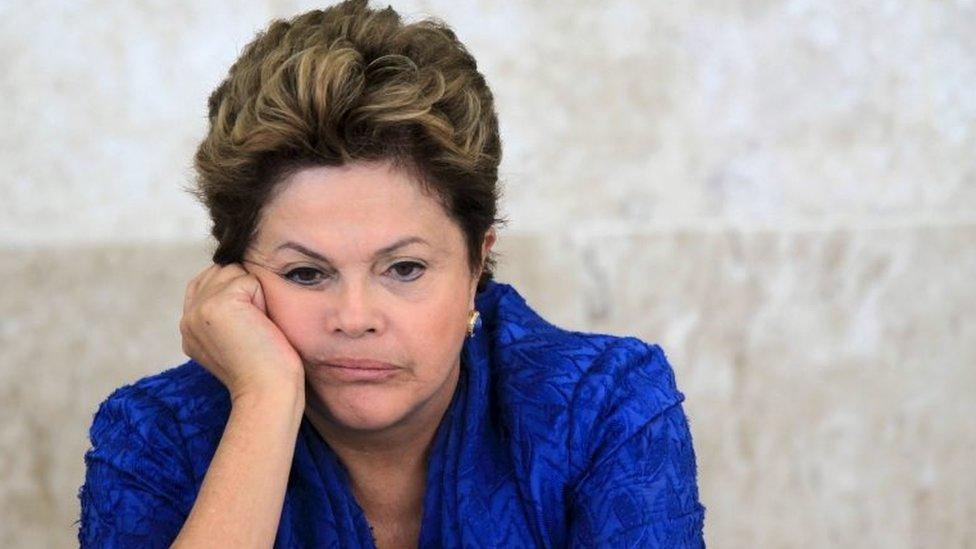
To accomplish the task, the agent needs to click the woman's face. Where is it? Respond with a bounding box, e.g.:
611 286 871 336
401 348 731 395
244 160 494 434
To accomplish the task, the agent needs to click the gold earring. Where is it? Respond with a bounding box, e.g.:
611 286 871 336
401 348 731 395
467 309 481 337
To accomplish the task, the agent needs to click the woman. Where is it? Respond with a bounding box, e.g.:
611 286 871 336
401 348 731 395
78 1 706 547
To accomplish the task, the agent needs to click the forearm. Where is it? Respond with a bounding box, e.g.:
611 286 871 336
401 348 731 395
172 384 304 548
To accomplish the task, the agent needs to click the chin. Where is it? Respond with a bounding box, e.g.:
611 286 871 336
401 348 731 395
308 383 414 432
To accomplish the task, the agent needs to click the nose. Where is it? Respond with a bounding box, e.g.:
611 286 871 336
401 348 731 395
329 278 382 338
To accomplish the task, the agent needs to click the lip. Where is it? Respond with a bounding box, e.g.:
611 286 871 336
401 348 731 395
319 358 400 382
325 358 399 370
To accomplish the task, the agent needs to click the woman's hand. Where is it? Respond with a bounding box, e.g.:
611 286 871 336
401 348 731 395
180 263 305 402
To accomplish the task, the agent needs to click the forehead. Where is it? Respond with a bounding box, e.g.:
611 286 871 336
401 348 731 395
257 161 461 252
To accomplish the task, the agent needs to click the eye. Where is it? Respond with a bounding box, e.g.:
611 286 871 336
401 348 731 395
283 267 327 286
387 261 426 282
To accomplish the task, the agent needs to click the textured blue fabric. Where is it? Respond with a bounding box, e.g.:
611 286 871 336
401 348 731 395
78 280 706 547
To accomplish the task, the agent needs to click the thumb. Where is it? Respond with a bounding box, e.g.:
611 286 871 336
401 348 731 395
237 261 269 314
242 274 269 315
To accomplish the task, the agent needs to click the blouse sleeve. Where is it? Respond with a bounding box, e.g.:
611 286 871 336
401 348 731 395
78 384 195 548
567 340 706 548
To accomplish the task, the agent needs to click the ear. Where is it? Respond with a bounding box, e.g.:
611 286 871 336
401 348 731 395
470 227 497 303
480 227 497 262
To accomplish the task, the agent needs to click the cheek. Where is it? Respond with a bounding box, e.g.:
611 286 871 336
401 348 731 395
399 287 470 369
261 284 322 350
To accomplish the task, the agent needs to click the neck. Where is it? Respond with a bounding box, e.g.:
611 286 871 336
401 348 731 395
305 364 460 526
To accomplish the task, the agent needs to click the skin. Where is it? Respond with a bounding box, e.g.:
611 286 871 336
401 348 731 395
245 159 486 438
176 159 495 548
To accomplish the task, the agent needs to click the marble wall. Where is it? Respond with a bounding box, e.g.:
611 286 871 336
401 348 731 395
2 1 974 546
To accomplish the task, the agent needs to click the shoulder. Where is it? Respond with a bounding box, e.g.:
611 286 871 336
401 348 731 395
87 359 231 481
80 361 227 544
91 358 229 432
482 282 688 480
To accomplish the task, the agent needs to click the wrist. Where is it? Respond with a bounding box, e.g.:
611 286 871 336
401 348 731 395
231 380 305 418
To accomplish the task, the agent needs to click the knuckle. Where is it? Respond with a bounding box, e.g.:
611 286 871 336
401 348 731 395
218 263 242 277
179 316 195 337
197 300 220 324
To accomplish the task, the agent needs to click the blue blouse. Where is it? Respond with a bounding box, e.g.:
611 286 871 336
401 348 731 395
78 280 706 547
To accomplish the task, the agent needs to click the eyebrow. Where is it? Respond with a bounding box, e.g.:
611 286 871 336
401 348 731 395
273 236 431 263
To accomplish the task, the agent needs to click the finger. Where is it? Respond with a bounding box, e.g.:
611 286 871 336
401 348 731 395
218 270 265 307
183 280 194 315
191 263 246 306
192 263 222 294
206 263 250 290
183 264 218 314
244 273 269 314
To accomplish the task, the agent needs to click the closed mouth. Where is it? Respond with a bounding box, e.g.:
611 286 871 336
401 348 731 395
323 359 399 371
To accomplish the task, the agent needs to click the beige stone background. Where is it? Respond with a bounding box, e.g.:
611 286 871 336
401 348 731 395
2 0 974 547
